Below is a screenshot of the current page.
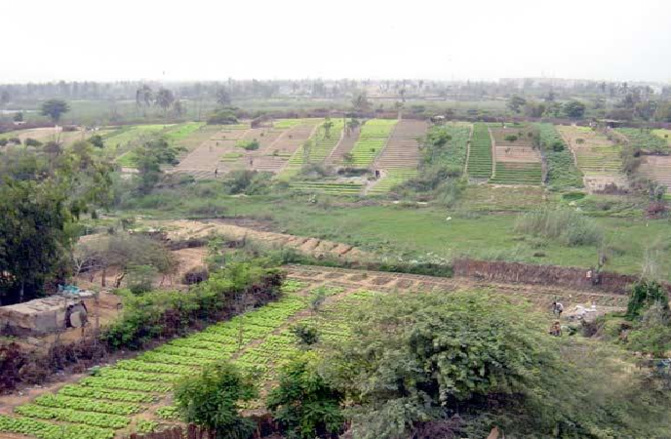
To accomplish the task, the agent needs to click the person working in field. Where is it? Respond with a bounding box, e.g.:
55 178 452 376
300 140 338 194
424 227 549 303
549 320 562 337
552 301 564 318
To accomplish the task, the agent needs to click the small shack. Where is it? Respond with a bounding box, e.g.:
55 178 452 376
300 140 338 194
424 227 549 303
0 291 94 336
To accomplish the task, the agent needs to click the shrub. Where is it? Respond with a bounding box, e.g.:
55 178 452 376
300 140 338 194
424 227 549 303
207 108 239 125
24 138 42 147
515 208 603 246
236 139 260 151
626 280 668 320
101 261 285 350
504 134 518 142
183 266 209 285
291 323 320 347
175 361 257 439
267 353 344 439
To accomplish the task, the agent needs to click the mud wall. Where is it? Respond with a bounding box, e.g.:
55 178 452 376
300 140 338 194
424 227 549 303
453 259 671 296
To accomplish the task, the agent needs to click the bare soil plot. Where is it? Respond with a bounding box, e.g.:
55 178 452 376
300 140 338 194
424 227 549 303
495 145 540 163
639 155 671 190
557 126 627 193
373 119 427 170
325 127 360 165
490 126 542 185
490 126 535 147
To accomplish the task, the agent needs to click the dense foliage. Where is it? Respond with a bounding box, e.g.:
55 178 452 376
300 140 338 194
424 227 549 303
0 141 113 303
175 361 257 439
322 291 671 438
267 353 344 439
102 260 285 350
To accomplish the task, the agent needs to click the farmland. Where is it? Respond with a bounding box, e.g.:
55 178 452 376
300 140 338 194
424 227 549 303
0 263 635 439
536 123 583 190
346 119 397 167
617 127 669 153
489 125 542 185
557 125 627 192
466 123 493 179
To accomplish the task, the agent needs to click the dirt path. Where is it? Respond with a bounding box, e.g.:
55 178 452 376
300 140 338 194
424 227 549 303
154 219 370 261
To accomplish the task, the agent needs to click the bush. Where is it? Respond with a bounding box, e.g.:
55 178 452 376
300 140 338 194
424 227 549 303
291 323 320 347
126 264 157 295
183 266 209 285
626 280 668 320
207 108 239 125
175 361 257 439
267 353 344 439
325 291 671 439
24 138 42 147
515 208 603 246
101 261 285 350
236 139 260 151
222 170 273 195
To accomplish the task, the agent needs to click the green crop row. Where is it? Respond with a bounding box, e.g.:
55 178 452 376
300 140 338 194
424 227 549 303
33 394 140 416
348 119 397 167
467 123 492 178
80 376 172 393
14 405 129 429
490 162 542 185
58 385 156 403
535 123 583 189
0 415 114 439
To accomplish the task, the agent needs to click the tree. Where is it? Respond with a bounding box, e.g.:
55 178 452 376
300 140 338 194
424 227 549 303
172 100 186 117
134 138 184 192
12 112 23 122
0 90 9 107
89 134 104 148
507 95 526 113
323 291 671 439
175 361 257 439
0 179 72 304
322 117 334 139
40 99 70 124
563 100 586 119
216 87 232 106
155 88 175 117
267 353 344 439
135 85 153 116
351 91 371 112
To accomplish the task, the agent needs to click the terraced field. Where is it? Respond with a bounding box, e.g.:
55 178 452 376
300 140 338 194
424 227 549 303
366 120 427 192
490 162 543 185
281 119 344 177
346 119 397 167
466 123 493 179
639 155 671 190
173 120 321 179
617 127 669 154
652 129 671 147
489 125 542 185
557 126 627 192
536 123 583 189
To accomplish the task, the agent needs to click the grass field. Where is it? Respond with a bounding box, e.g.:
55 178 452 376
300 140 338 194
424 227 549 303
652 129 671 146
466 123 492 179
136 195 668 278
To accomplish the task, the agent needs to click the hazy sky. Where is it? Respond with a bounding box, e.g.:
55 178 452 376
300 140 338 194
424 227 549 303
3 0 671 83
